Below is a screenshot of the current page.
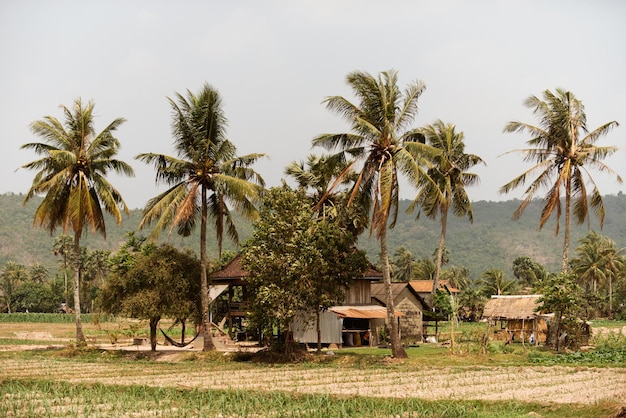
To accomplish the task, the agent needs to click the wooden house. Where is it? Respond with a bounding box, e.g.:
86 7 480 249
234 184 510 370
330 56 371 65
482 295 548 344
209 254 251 340
291 266 402 347
210 255 402 348
370 282 426 344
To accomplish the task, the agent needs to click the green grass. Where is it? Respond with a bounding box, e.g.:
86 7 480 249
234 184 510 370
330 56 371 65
0 378 617 418
588 319 626 329
0 313 115 323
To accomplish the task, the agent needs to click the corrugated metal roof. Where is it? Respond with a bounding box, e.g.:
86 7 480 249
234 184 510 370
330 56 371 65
329 305 405 319
482 295 543 320
409 280 460 293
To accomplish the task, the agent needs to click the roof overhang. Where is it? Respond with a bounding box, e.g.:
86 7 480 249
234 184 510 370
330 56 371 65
329 305 405 319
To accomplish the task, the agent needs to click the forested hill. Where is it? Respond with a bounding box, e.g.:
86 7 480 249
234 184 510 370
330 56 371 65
1 192 626 279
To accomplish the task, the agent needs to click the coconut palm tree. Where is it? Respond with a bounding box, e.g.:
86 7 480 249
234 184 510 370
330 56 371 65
285 153 368 236
312 69 440 358
21 99 134 343
391 246 416 282
500 89 622 272
409 120 484 300
136 83 264 351
571 231 625 316
479 268 516 297
52 235 73 308
0 262 28 313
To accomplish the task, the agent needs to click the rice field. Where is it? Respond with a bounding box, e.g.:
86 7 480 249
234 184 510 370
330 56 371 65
1 316 625 417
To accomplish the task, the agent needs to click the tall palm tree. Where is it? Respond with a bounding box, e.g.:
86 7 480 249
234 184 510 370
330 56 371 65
21 99 134 343
53 235 73 307
571 231 625 316
312 69 440 358
136 83 264 351
500 89 622 272
410 120 484 301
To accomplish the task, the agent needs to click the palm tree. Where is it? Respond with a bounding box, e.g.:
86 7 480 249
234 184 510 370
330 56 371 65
53 235 73 307
571 231 625 316
410 120 484 301
479 268 516 297
286 153 368 236
21 99 134 343
500 89 622 272
136 83 264 351
312 69 440 358
0 262 28 313
391 246 415 282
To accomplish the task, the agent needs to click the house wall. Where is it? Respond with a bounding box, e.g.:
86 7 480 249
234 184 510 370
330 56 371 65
395 288 423 344
493 318 548 344
344 280 372 305
291 310 343 345
371 288 424 344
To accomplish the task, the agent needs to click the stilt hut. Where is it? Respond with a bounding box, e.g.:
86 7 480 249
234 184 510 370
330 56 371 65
482 295 548 344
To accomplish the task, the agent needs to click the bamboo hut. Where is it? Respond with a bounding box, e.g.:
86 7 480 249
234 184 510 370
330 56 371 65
482 295 548 344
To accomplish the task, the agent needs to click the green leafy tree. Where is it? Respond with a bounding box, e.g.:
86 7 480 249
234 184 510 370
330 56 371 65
501 89 622 272
312 70 440 358
409 120 484 301
536 272 583 351
136 83 264 351
242 185 369 354
99 243 201 351
0 262 28 313
20 99 134 344
13 279 62 313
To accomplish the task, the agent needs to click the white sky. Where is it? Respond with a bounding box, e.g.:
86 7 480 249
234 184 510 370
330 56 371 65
2 0 624 210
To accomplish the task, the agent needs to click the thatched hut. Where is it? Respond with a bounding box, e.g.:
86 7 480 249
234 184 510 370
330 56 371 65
482 295 548 344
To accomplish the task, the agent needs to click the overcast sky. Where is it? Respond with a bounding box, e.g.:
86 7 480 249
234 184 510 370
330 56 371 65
2 0 624 210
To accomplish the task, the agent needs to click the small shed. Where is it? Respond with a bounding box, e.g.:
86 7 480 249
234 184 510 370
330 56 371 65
482 295 547 344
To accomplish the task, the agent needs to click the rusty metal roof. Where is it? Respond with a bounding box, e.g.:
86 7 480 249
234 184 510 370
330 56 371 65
409 280 460 294
329 305 405 319
482 295 544 320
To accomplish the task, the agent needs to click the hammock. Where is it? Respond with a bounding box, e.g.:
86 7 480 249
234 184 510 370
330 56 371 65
159 328 201 348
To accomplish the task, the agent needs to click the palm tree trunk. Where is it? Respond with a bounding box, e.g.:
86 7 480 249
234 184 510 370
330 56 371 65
609 276 613 318
561 177 572 272
431 207 448 303
200 186 215 351
73 230 86 345
381 226 407 358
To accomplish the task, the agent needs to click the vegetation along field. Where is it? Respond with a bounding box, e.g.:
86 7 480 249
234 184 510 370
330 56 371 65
1 317 626 417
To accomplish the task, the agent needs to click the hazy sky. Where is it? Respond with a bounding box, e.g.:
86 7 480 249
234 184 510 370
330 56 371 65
2 0 624 210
